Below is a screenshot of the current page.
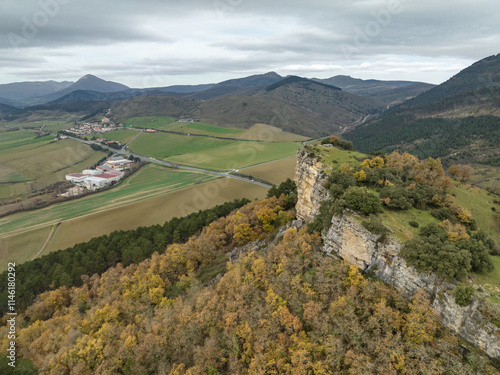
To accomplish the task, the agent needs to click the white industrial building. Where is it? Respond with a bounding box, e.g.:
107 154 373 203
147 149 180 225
84 176 111 190
65 173 87 184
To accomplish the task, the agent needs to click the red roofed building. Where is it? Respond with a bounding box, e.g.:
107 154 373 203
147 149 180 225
94 172 123 182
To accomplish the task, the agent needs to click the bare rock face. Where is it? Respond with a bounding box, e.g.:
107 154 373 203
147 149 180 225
295 148 500 359
294 149 329 222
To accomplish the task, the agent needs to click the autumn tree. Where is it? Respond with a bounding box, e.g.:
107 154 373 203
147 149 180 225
448 164 474 182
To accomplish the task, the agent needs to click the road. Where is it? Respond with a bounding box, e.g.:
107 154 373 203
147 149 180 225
65 135 273 189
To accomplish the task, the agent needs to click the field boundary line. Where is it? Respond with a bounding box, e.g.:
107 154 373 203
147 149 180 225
32 224 58 260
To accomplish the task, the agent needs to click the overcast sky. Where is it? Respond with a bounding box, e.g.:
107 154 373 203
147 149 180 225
0 0 499 87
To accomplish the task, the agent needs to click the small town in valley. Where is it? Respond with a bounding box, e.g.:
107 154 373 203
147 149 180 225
64 117 117 136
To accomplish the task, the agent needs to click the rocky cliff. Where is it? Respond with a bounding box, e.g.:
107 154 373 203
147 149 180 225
294 148 329 222
294 148 500 358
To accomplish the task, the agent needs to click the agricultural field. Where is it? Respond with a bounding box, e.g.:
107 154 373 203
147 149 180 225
0 130 52 151
0 137 106 199
129 132 233 159
240 156 297 185
0 164 216 237
167 140 302 170
93 128 140 144
0 226 53 271
0 166 268 270
235 123 308 142
0 165 29 183
44 178 267 253
123 116 177 129
161 121 245 136
162 122 308 142
6 116 78 132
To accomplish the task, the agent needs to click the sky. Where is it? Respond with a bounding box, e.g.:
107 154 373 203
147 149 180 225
0 0 499 87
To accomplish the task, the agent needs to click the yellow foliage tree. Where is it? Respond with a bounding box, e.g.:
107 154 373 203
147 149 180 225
438 220 470 242
343 265 367 291
256 206 278 232
385 151 418 170
404 290 438 346
457 207 473 224
340 163 353 174
354 169 367 182
234 223 258 245
362 156 385 169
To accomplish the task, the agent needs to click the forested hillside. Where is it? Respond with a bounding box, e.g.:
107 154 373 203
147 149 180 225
344 114 500 165
1 194 498 374
401 53 500 111
344 54 500 190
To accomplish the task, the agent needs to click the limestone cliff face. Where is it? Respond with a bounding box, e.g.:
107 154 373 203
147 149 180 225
294 148 329 222
295 149 500 359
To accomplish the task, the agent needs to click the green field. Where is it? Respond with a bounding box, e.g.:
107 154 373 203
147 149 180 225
168 141 302 170
0 137 107 198
43 178 267 255
162 121 245 135
0 164 29 183
93 128 140 143
123 116 177 129
0 164 217 237
130 132 233 159
0 131 53 151
0 226 53 271
6 117 78 132
162 122 308 142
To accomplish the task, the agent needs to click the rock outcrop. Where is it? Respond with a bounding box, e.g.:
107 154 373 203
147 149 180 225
294 148 500 359
294 148 329 222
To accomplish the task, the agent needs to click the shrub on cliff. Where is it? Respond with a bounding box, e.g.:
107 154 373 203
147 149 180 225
453 283 475 307
362 215 389 236
342 186 383 216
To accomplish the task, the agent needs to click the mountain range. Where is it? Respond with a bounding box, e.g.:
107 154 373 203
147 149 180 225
2 53 500 161
0 71 432 109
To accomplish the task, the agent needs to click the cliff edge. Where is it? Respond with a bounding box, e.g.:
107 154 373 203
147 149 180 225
294 147 500 358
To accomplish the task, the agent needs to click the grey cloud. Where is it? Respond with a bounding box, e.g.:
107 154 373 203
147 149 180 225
0 0 499 85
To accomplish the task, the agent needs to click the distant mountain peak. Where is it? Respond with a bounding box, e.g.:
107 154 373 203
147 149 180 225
68 75 129 93
265 75 342 91
215 72 284 88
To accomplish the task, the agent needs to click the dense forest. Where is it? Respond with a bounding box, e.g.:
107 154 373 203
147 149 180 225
0 198 251 316
344 114 500 164
1 194 498 374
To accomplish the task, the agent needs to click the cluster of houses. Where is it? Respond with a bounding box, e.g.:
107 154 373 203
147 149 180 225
65 119 117 136
94 138 123 148
65 156 134 191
